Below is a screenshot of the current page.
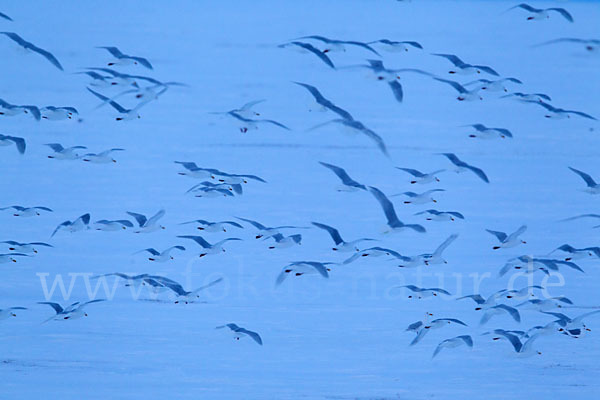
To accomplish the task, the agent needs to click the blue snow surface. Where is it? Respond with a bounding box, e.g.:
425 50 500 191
1 0 599 398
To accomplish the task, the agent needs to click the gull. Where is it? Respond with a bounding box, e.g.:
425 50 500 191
319 161 366 191
368 187 426 233
396 168 445 184
0 240 53 254
92 219 134 231
433 78 483 101
499 256 584 277
175 161 219 180
45 143 87 160
162 277 224 304
186 181 242 196
295 35 380 56
0 307 27 321
0 12 12 21
76 71 113 88
542 310 600 337
420 234 459 266
482 328 528 340
137 246 186 262
411 318 468 346
432 335 473 358
177 235 241 257
457 292 506 310
464 78 522 92
309 119 389 156
0 134 25 154
525 100 596 120
414 209 465 222
211 170 267 185
439 153 489 183
180 219 243 232
175 163 266 185
92 273 179 289
293 82 353 120
406 312 434 333
225 111 290 133
534 38 600 53
432 53 499 76
38 299 105 321
210 99 266 119
0 205 53 217
508 4 574 22
82 148 125 163
569 167 600 194
276 261 332 285
311 221 375 252
517 297 573 311
87 88 147 121
485 225 527 249
0 32 63 70
97 46 153 69
0 98 41 120
236 217 307 239
0 253 29 263
342 246 404 264
503 285 545 299
87 67 183 88
265 233 302 249
40 106 79 120
501 92 552 103
463 123 513 139
368 39 423 52
395 285 451 299
393 189 445 205
491 331 543 356
278 41 335 69
348 60 433 103
480 304 521 325
51 213 91 237
127 209 166 233
192 187 235 198
552 244 600 261
216 323 263 345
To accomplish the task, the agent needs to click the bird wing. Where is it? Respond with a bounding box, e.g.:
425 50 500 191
486 229 508 242
311 222 344 245
433 234 458 256
126 212 147 227
548 8 574 22
432 53 465 66
569 167 598 187
235 217 267 230
319 162 365 189
387 80 403 103
177 235 212 249
507 225 527 241
237 328 263 345
38 302 63 314
147 209 166 226
433 78 467 94
368 186 401 227
288 42 335 69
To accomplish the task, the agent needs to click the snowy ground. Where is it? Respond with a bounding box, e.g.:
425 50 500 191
1 0 599 398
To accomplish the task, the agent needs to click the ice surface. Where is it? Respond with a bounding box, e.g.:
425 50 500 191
0 0 599 399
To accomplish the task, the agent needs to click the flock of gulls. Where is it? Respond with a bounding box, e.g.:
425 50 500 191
1 2 599 358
